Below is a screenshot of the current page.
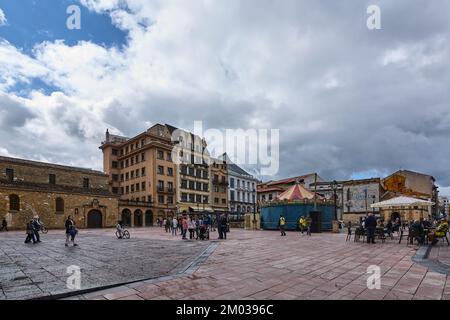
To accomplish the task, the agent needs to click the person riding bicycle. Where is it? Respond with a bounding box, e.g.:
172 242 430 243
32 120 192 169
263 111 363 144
116 220 124 239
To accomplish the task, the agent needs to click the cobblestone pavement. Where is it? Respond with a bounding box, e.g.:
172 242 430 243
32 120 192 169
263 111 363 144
0 228 209 300
68 228 450 300
429 242 450 270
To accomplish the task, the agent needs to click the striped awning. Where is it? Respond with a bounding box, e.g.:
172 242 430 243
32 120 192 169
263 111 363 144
277 183 321 201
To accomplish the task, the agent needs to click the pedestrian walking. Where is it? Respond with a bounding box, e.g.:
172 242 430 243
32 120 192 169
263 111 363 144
0 218 7 231
32 217 42 243
181 216 188 240
165 218 171 233
24 219 36 244
365 212 377 244
188 218 195 239
220 214 228 240
171 217 178 236
279 215 287 236
305 216 312 236
65 215 78 247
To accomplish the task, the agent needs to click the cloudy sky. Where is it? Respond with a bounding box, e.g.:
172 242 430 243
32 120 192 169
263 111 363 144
0 0 449 195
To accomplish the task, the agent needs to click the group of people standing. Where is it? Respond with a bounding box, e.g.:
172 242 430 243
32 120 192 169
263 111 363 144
278 215 312 236
161 213 229 240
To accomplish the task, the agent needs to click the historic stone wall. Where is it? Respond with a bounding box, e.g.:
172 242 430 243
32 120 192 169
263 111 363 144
0 187 119 230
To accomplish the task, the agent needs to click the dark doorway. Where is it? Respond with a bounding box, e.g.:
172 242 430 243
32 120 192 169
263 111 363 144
309 211 322 233
87 210 103 229
122 209 132 227
145 210 153 227
134 210 143 227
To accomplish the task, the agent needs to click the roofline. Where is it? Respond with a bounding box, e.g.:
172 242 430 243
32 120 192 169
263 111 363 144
0 156 106 176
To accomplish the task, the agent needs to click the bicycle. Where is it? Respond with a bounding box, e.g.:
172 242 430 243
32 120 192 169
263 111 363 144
116 229 130 239
39 225 48 234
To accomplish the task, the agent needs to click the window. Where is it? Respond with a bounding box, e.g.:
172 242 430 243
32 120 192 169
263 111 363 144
268 194 273 201
158 180 164 191
136 183 140 191
230 178 235 188
49 174 56 185
9 194 20 211
158 166 164 175
167 196 174 204
347 189 351 201
83 178 90 189
112 174 119 182
167 167 173 176
136 169 140 178
188 167 195 176
181 193 188 202
141 153 145 161
120 187 124 195
131 157 134 165
56 197 64 213
196 182 202 191
142 182 146 191
135 155 139 163
203 183 208 192
181 179 188 189
6 168 14 182
157 150 164 160
112 161 118 168
214 198 219 204
189 180 195 190
158 195 164 204
168 182 174 192
125 159 129 167
222 199 226 204
112 149 118 156
125 172 129 180
203 196 208 204
196 195 202 203
147 196 152 202
141 167 146 176
167 152 172 161
230 190 235 201
126 186 129 194
131 184 135 193
202 170 208 179
141 139 145 147
120 174 124 181
131 171 134 179
189 194 195 203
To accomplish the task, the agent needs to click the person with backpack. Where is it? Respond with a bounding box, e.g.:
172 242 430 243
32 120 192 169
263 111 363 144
1 218 7 231
24 219 36 244
279 215 286 236
65 215 78 247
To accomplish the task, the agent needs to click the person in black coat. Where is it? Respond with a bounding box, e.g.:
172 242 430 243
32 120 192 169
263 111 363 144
32 218 41 243
24 220 36 244
365 213 377 244
220 214 228 240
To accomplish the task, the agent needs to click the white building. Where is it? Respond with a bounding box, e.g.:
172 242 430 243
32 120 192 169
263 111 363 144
439 196 449 217
227 162 258 214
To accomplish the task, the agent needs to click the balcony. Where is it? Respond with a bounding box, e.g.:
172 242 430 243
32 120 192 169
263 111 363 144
213 179 229 186
157 187 176 194
119 199 153 208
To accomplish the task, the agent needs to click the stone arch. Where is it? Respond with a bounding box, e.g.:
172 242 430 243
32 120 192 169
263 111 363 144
134 209 143 227
121 209 132 227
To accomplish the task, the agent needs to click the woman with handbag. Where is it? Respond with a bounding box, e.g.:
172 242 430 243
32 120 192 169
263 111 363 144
65 215 78 247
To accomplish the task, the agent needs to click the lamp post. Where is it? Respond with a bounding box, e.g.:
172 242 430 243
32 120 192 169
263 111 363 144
332 180 338 221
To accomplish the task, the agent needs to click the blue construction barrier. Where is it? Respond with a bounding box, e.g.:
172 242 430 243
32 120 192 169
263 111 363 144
261 203 335 231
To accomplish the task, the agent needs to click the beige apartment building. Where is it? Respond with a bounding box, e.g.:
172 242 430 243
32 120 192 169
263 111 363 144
211 157 229 214
165 125 213 214
100 124 177 226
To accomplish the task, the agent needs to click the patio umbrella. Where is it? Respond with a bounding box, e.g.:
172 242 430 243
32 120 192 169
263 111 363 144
370 196 434 208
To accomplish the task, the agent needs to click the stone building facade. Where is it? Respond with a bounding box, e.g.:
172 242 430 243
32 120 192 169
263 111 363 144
0 156 119 230
342 178 383 223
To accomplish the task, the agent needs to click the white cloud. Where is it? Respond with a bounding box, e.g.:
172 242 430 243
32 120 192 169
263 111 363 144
1 0 450 185
0 8 6 26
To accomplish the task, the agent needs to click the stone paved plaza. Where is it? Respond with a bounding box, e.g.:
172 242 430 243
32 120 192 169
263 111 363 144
0 229 209 300
1 227 450 300
68 228 450 300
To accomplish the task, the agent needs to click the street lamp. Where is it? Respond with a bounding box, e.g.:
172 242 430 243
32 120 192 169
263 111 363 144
332 180 338 221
